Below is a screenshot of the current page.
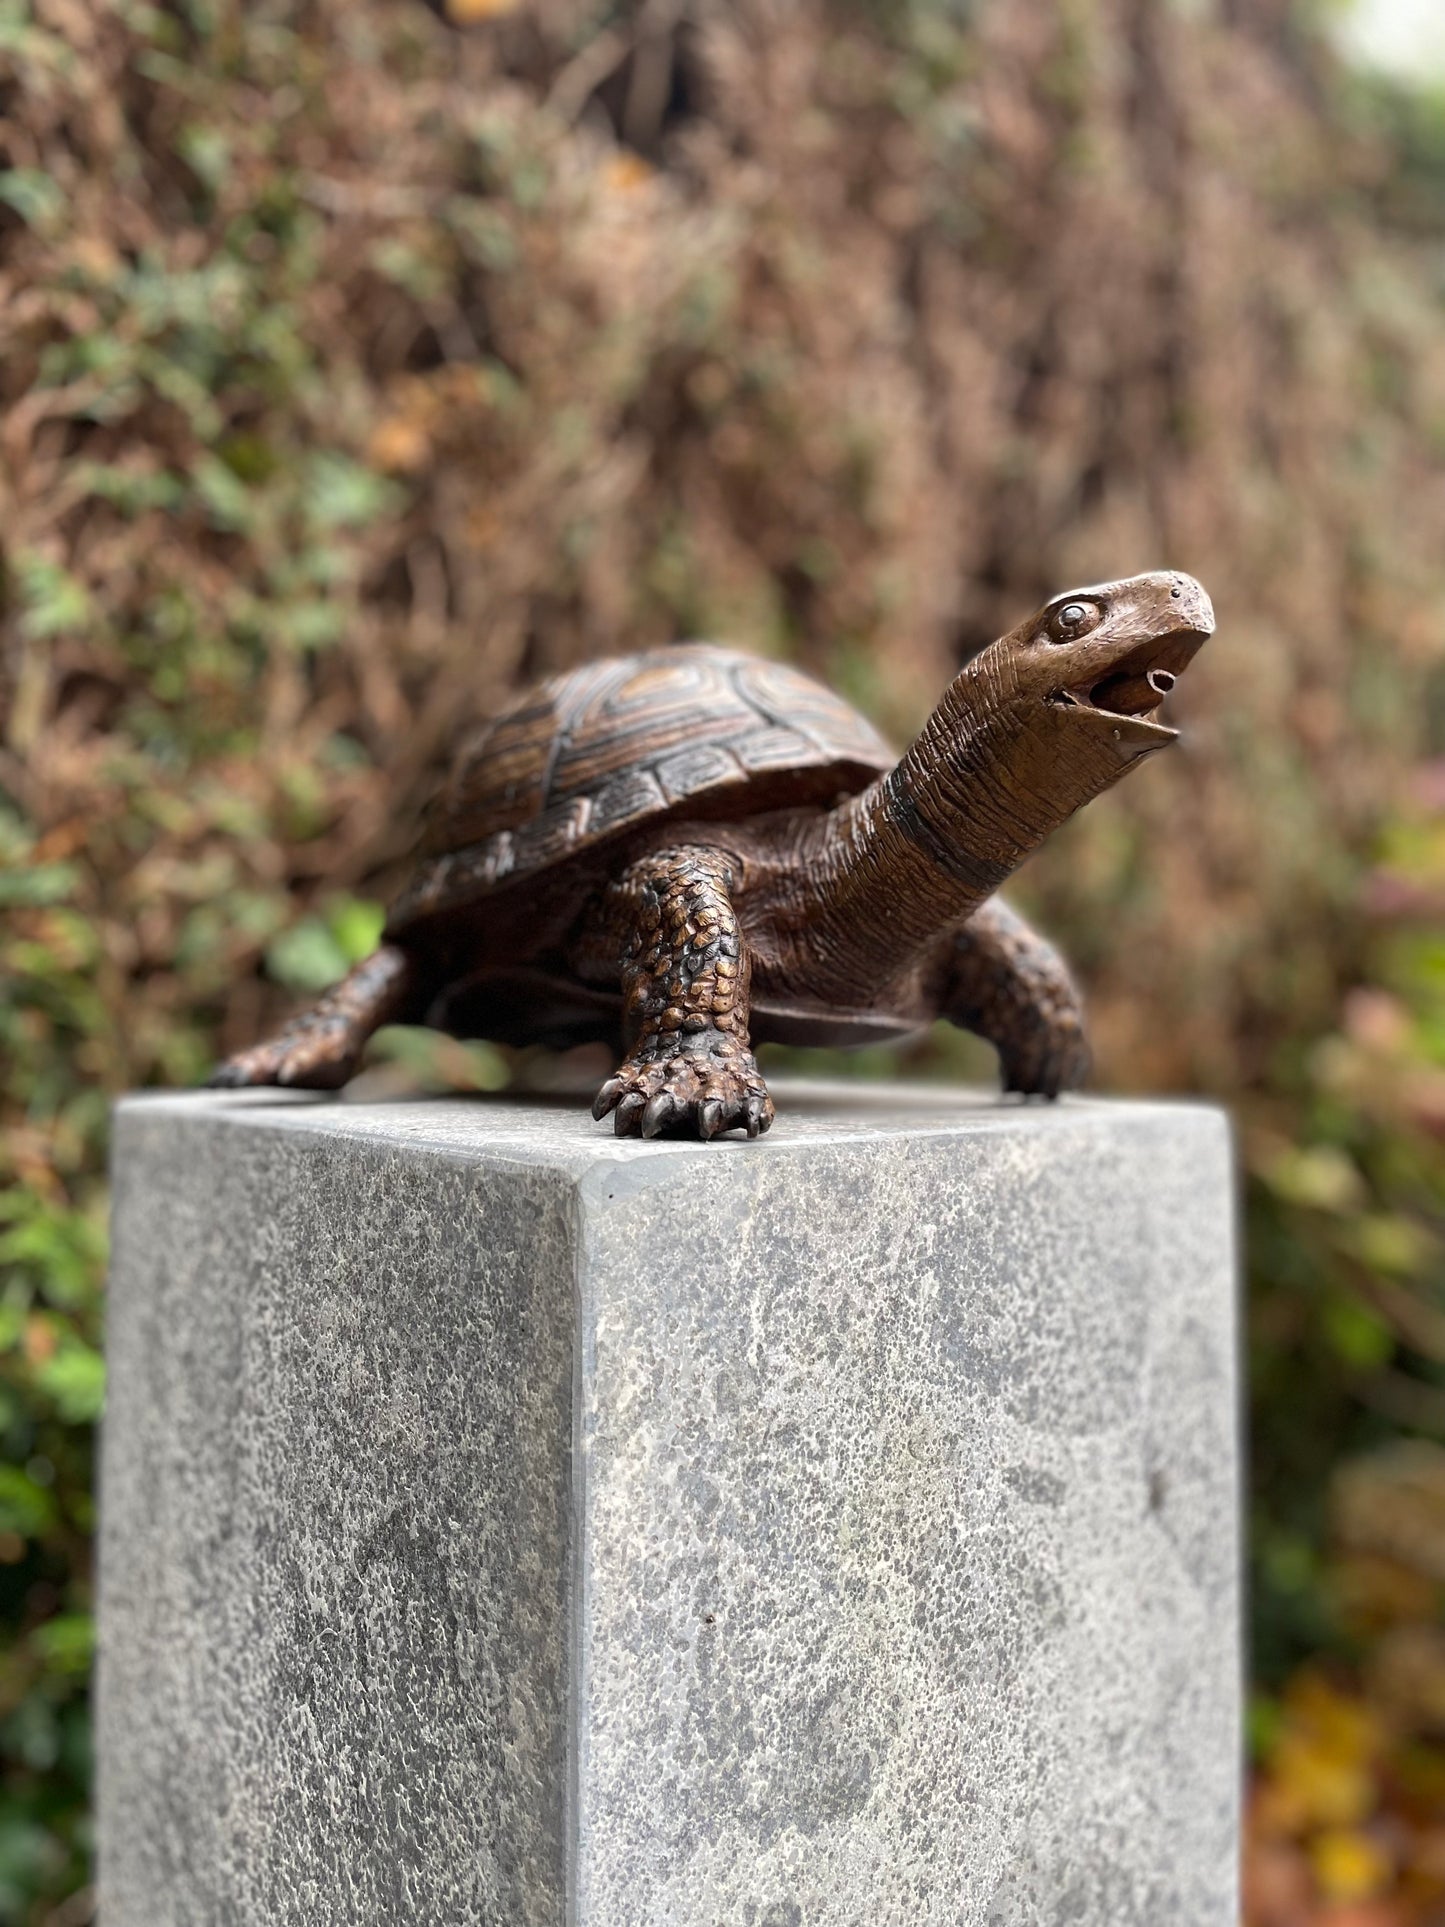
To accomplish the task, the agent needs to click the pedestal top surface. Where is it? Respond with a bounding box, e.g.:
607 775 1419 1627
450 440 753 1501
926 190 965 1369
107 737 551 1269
119 1081 1226 1172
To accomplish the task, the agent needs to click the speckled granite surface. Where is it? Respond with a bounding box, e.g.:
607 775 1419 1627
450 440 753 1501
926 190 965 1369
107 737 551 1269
99 1086 1240 1925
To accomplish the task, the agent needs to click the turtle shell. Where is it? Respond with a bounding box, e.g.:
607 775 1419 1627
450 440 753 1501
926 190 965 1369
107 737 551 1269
387 644 894 932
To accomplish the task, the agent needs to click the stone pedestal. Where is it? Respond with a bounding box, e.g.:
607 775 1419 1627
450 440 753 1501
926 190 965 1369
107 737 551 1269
99 1085 1240 1925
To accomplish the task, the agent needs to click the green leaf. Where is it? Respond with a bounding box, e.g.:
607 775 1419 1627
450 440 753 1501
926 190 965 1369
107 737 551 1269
32 1615 95 1676
1347 1213 1437 1279
1322 1298 1394 1370
368 236 450 302
369 1027 511 1093
265 917 350 993
77 461 185 515
191 454 255 532
0 1466 57 1539
0 863 80 908
177 123 231 191
0 1815 64 1908
329 897 385 964
0 167 65 233
276 599 345 652
0 1203 104 1310
36 1344 106 1424
1260 1144 1367 1214
1247 1691 1284 1762
302 453 400 530
11 555 94 641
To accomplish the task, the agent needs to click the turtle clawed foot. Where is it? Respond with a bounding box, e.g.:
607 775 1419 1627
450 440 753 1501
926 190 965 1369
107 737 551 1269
592 1033 775 1141
209 948 410 1095
999 1017 1092 1102
208 1015 360 1092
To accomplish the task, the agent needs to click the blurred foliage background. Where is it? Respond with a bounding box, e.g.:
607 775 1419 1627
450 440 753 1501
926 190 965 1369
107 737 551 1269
0 0 1442 1919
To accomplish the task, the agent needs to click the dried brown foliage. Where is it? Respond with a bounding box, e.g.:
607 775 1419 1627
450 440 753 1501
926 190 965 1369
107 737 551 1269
6 0 1441 1077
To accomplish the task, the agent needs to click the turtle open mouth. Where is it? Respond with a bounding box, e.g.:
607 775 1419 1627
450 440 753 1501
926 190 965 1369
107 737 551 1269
1049 666 1177 720
1047 627 1203 732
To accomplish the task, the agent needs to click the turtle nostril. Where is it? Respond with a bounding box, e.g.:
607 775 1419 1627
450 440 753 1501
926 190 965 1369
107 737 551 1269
1170 587 1182 599
1148 670 1176 696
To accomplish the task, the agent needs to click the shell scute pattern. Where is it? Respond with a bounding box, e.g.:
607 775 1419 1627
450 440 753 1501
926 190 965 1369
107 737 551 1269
543 651 759 805
654 741 745 803
388 644 894 932
733 727 814 772
512 795 594 870
584 768 667 837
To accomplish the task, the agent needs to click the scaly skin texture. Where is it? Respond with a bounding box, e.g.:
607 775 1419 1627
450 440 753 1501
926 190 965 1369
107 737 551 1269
589 847 773 1139
936 895 1089 1098
209 945 416 1090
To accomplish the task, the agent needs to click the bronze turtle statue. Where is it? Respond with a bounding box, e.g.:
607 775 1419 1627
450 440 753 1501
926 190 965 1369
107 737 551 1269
212 570 1214 1137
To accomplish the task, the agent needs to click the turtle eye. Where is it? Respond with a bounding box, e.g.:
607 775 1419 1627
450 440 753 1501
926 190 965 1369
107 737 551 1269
1049 599 1103 642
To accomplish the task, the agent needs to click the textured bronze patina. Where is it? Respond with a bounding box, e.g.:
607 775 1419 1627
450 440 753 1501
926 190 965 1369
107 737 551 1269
211 571 1214 1137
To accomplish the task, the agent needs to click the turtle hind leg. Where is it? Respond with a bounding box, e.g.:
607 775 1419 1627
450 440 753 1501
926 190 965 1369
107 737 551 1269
583 845 774 1140
933 896 1091 1100
209 944 417 1092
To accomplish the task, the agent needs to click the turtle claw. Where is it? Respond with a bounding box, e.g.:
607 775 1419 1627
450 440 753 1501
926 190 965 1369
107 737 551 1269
208 1024 356 1092
206 947 411 1094
592 1076 624 1121
593 1028 774 1141
999 1015 1092 1101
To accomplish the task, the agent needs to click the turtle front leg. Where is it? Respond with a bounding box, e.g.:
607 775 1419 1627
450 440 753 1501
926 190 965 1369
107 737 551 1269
587 846 774 1141
935 895 1091 1099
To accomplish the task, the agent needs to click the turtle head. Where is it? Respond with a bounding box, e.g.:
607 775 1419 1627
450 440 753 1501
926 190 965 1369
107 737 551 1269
984 570 1214 769
819 569 1215 977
